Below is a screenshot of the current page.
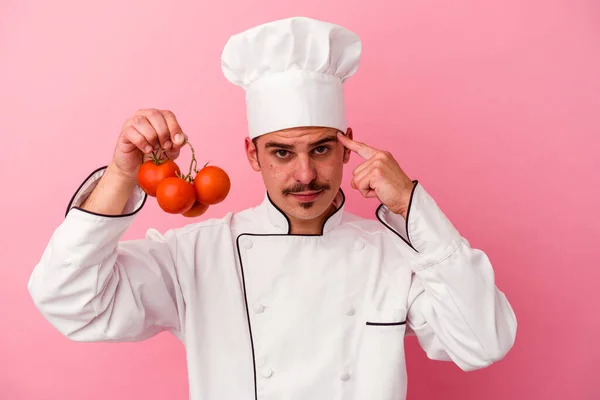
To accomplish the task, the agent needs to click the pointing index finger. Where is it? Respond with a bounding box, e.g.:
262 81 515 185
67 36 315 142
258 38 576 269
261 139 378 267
337 131 378 159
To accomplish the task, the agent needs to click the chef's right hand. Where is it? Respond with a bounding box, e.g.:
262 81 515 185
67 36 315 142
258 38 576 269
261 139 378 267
110 109 188 181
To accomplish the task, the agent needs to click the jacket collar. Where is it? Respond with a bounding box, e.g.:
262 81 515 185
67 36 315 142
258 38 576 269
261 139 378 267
260 189 346 235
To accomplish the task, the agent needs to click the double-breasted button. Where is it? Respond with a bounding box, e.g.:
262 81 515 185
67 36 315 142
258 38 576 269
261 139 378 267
340 372 351 381
346 307 356 316
260 367 273 378
354 241 365 250
254 304 265 314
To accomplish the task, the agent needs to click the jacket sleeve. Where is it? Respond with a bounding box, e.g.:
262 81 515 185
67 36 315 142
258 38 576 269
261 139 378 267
27 166 185 343
377 182 517 371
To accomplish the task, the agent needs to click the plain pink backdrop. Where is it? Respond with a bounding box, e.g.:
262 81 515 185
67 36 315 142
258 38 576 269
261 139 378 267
1 0 599 399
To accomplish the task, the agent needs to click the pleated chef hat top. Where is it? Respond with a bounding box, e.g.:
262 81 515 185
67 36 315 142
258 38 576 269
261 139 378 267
221 16 362 139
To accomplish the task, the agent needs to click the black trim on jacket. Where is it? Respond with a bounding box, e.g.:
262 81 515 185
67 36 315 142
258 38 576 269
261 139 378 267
375 180 419 253
65 165 147 218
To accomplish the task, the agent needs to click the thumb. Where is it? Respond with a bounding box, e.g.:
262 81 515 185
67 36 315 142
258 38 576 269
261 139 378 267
172 132 187 148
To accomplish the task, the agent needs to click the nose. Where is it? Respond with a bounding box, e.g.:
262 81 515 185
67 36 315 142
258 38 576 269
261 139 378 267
293 154 317 184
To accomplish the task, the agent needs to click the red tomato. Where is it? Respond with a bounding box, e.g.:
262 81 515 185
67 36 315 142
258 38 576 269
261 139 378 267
193 166 231 205
156 177 196 214
182 201 209 218
137 160 180 197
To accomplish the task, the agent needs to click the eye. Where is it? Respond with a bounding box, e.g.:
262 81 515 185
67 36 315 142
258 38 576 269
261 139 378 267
313 146 330 155
274 150 290 159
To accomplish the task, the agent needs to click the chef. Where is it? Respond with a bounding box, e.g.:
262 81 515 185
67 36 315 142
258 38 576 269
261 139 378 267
28 16 517 400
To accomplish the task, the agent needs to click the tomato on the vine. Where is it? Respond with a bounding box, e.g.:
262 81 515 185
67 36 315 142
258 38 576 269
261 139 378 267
156 177 196 214
138 159 180 197
141 140 229 216
182 201 209 218
193 165 231 205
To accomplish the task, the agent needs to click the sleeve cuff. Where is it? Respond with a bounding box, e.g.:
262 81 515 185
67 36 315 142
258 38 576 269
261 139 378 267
65 166 147 218
376 181 463 269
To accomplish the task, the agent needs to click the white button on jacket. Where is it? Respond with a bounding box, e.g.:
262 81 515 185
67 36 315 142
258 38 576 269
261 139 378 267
28 166 517 400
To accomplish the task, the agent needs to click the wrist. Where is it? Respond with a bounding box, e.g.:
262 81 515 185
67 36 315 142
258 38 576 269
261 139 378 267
392 206 408 220
390 182 415 218
105 163 138 189
79 164 139 215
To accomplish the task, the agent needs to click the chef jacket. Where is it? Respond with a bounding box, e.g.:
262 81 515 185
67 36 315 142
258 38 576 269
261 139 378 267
28 166 517 400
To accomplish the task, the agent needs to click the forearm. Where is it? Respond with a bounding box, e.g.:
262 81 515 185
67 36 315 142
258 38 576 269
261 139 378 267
81 163 138 215
28 166 182 342
379 183 516 369
408 243 517 370
28 210 181 342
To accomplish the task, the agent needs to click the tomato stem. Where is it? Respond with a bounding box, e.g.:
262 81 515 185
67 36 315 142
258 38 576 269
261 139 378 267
182 140 198 183
149 148 169 164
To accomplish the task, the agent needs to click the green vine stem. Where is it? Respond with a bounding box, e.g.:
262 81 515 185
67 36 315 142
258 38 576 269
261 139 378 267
145 148 169 164
178 140 198 183
158 148 169 160
149 140 206 183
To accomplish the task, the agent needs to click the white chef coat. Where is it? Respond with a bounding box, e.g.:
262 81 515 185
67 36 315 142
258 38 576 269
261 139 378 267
28 166 517 400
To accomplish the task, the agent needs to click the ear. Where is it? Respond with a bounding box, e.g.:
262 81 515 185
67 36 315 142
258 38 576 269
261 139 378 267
342 127 353 164
245 137 261 171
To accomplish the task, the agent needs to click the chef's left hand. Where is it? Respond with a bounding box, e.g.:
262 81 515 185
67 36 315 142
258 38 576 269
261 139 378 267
337 130 415 219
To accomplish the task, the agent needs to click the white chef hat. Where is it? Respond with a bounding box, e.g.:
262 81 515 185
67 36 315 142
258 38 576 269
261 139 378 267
221 16 362 139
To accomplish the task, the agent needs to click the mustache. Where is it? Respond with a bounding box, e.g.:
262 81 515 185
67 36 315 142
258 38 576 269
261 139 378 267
282 181 331 196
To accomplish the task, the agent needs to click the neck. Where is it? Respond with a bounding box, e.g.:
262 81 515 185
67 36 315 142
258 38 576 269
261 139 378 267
288 203 337 235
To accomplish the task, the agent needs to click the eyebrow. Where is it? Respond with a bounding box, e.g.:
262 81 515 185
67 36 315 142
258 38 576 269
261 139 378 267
264 136 337 150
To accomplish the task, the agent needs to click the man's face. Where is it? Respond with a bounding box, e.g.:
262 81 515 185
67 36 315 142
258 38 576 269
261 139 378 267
245 126 352 223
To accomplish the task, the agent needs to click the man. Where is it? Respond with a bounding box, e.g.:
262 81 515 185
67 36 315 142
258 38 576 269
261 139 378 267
28 16 517 400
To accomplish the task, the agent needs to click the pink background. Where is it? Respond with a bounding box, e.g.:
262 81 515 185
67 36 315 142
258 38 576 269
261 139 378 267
1 0 598 399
